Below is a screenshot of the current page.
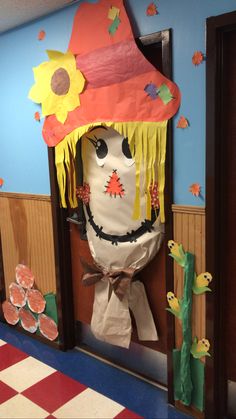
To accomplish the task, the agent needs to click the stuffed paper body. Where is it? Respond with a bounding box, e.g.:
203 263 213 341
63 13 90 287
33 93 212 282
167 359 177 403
29 0 181 348
79 126 164 347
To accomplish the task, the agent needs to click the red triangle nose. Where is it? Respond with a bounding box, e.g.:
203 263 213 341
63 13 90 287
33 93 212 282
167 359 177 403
105 170 125 198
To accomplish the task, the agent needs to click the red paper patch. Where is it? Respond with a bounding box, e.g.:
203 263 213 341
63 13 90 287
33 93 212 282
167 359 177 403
146 2 158 16
177 115 189 129
0 178 4 187
38 30 46 41
149 182 160 209
76 183 90 204
192 51 204 66
105 170 125 198
189 183 201 197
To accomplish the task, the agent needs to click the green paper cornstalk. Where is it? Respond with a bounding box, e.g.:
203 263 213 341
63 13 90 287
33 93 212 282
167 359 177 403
179 252 194 405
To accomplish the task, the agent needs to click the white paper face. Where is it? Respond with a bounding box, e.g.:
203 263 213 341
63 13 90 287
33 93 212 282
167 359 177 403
81 126 164 271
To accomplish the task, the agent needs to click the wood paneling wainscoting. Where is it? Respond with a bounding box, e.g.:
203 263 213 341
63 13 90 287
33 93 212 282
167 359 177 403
172 205 206 349
0 192 56 297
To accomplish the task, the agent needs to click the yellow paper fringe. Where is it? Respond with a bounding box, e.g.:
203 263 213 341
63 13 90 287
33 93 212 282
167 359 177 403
55 120 167 222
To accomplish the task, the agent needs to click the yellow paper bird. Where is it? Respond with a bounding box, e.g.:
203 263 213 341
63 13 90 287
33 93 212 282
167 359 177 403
196 338 210 353
167 291 181 313
195 272 212 288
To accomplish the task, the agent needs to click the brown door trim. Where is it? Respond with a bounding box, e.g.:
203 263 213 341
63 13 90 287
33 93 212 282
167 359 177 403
48 30 174 383
206 10 236 419
48 148 75 350
138 29 174 404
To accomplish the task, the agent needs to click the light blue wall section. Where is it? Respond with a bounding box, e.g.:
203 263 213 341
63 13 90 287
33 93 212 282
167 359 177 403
0 0 236 202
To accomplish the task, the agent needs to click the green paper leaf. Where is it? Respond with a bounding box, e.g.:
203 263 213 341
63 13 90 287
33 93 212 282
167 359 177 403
191 349 211 359
108 15 121 35
169 253 186 268
166 307 182 319
158 83 173 104
192 284 212 295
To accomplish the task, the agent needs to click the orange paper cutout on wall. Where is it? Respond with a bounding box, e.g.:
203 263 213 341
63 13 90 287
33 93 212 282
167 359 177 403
177 116 189 129
0 178 4 187
189 183 201 197
38 30 46 41
146 2 158 16
192 51 204 66
34 111 40 121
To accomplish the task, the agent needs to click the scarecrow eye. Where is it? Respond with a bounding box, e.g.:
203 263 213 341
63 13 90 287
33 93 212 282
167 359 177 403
95 139 108 166
122 137 135 167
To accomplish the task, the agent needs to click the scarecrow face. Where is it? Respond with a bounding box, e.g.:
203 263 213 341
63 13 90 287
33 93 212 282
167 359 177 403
82 126 149 238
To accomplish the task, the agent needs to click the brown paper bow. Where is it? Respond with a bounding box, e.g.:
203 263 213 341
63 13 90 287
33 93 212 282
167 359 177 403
80 259 135 301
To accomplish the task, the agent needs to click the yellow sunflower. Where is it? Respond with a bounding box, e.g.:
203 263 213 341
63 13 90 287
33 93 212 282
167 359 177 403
28 50 85 124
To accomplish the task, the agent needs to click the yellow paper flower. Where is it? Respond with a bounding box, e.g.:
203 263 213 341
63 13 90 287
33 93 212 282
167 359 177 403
28 50 85 124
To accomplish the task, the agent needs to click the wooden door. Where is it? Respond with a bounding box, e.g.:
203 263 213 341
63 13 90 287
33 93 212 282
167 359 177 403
69 30 173 385
206 12 236 419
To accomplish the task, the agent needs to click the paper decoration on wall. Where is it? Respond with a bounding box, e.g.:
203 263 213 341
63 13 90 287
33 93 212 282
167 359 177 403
149 182 159 209
146 2 158 16
2 301 19 325
189 183 201 197
144 83 158 100
16 263 35 289
28 50 85 123
2 264 58 341
167 241 212 411
38 30 46 41
108 6 120 20
0 178 4 187
192 272 212 295
144 83 173 104
168 240 186 267
108 15 121 35
177 115 189 128
166 291 182 318
105 169 125 197
28 0 181 349
76 183 90 204
191 337 211 359
192 51 204 66
38 314 58 341
34 111 40 121
108 5 121 35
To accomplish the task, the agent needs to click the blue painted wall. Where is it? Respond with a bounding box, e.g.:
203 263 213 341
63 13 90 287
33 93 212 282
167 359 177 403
0 0 235 203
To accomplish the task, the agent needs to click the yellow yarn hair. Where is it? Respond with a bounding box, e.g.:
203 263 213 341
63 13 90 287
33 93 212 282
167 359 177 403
55 120 167 222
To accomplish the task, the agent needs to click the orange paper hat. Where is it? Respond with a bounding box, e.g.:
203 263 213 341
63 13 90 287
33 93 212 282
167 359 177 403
42 0 180 146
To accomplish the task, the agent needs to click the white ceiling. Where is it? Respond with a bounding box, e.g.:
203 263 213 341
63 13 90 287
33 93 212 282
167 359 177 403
0 0 80 34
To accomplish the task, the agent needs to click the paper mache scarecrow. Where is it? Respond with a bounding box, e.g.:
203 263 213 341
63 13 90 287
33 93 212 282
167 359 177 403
29 0 181 348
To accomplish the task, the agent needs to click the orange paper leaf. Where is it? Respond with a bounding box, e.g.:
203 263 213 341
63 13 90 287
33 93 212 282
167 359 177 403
192 51 204 66
0 178 4 187
189 183 201 197
38 30 46 41
34 111 40 122
146 2 158 16
177 116 189 128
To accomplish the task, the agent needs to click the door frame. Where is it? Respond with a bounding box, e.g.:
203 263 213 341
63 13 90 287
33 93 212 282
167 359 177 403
48 28 174 391
206 10 236 419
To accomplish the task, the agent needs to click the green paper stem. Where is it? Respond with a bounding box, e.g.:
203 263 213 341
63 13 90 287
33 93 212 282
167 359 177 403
179 252 194 405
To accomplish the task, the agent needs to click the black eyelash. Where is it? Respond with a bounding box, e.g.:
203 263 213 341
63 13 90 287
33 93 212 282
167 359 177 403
86 136 97 148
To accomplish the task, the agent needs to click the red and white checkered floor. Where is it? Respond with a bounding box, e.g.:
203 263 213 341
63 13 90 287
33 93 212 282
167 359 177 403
0 339 141 418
